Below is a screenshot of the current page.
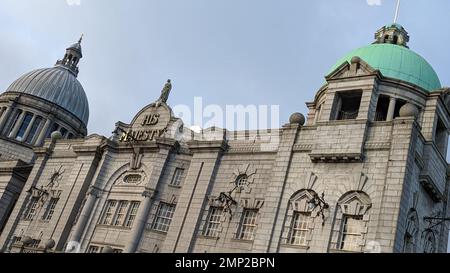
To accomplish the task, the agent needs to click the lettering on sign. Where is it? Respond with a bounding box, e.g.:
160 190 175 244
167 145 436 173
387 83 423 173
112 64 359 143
119 104 171 143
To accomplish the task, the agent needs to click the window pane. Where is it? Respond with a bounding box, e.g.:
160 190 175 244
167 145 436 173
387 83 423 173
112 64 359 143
237 209 258 240
339 215 363 251
170 168 184 186
15 113 33 141
42 198 59 221
289 212 311 246
113 201 129 226
24 197 39 220
152 203 176 232
25 116 42 144
7 110 22 137
102 200 117 225
204 207 223 237
125 201 140 228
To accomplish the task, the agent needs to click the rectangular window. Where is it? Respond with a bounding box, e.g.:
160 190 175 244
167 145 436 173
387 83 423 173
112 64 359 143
237 209 258 241
25 116 42 144
29 239 41 249
7 110 22 137
204 207 223 237
87 245 100 253
170 168 184 186
124 201 140 228
152 203 176 233
101 200 117 225
15 112 33 141
113 201 129 226
333 91 362 121
42 198 59 221
24 197 39 220
289 212 311 246
339 215 363 251
46 123 60 139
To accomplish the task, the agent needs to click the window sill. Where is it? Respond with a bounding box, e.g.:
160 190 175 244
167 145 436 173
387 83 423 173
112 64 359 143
95 224 132 231
328 249 363 254
168 184 182 189
279 244 310 250
148 229 169 235
197 235 220 240
230 238 254 244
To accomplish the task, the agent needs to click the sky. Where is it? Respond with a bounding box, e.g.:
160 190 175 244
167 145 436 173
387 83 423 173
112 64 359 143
0 0 449 252
1 0 450 137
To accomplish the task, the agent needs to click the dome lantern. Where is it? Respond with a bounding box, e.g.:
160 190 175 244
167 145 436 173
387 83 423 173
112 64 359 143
55 35 83 77
374 23 410 48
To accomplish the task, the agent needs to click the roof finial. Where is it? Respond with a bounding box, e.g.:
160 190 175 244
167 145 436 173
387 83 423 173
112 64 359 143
393 0 401 24
78 34 84 44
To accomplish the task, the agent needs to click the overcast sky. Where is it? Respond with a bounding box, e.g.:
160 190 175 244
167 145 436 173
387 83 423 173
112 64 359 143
0 0 449 136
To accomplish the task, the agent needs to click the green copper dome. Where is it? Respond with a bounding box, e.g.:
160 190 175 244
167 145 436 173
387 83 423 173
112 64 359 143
329 43 441 92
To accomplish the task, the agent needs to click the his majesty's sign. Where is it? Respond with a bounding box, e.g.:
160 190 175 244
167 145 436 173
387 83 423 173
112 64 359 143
119 103 172 143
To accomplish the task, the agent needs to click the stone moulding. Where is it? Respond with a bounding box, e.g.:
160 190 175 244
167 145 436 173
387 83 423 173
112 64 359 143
419 175 444 202
309 153 363 163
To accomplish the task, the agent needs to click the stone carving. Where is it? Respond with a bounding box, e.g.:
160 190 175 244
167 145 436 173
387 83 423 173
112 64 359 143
46 165 65 189
153 79 172 107
130 147 143 170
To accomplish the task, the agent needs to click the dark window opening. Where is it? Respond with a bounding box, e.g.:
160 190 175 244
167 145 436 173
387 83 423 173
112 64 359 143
333 91 363 121
393 35 399 44
15 112 33 141
435 118 448 156
25 116 42 144
60 127 68 138
7 110 23 137
375 95 390 121
46 123 60 139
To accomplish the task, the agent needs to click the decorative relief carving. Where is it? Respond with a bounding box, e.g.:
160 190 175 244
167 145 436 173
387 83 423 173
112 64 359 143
115 169 147 186
229 164 257 194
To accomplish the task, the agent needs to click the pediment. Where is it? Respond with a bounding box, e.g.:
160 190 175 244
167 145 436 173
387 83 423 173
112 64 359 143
325 57 381 81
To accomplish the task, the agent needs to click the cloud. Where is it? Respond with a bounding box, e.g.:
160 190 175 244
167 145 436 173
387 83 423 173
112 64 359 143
366 0 382 6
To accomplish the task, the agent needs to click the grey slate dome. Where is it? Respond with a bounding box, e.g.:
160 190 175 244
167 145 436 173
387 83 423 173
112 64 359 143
6 66 89 126
4 37 89 126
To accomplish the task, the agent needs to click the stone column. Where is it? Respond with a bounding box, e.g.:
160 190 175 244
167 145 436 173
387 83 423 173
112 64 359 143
8 111 25 138
69 186 100 244
0 107 14 135
386 97 397 122
22 114 36 142
123 189 154 253
35 118 52 146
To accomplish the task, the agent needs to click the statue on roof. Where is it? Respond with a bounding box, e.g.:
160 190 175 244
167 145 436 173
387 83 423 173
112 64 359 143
153 79 172 107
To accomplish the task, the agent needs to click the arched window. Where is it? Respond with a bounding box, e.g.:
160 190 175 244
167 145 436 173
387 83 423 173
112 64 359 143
403 209 419 253
281 190 316 247
423 230 436 253
330 191 372 252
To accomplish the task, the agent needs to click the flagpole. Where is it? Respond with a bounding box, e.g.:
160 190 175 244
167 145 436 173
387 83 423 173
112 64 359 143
394 0 401 24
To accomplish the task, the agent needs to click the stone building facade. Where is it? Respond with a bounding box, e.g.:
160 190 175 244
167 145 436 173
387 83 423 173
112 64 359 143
0 23 449 253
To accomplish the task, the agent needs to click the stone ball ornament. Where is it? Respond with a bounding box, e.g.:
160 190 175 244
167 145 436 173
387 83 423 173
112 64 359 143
289 112 306 126
101 246 114 253
51 131 63 141
22 236 33 246
351 56 362 63
399 103 419 118
44 239 56 250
